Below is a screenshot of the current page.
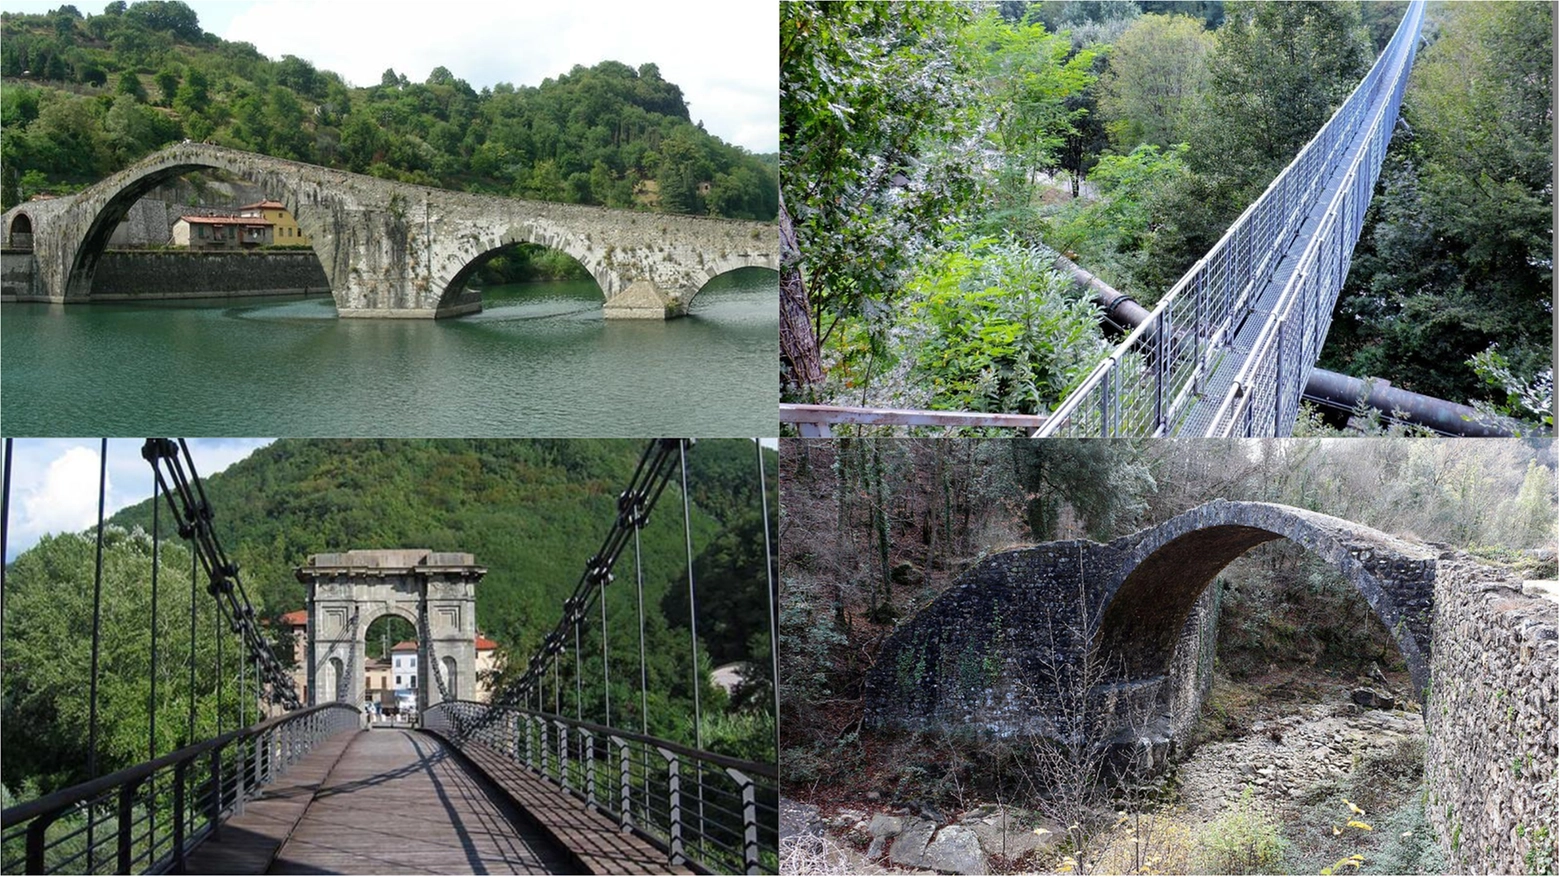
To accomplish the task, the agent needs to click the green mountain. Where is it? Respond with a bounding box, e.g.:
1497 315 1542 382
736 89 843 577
106 438 777 674
0 2 779 220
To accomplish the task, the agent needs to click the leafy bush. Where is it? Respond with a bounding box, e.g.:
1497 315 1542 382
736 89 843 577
907 236 1108 415
1197 787 1289 874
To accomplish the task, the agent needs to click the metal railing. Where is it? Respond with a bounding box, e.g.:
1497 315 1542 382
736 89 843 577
0 703 360 875
1206 0 1425 436
1039 0 1426 437
425 701 778 875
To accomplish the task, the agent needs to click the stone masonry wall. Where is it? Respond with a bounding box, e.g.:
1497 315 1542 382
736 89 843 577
1 250 40 299
863 541 1121 737
1425 555 1557 875
91 250 330 299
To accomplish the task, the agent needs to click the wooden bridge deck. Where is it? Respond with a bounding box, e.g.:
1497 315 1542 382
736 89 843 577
190 727 576 874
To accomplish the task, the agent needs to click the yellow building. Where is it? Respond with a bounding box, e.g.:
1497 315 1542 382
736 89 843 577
239 199 310 246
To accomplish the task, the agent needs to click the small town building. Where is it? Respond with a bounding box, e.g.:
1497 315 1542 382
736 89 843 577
172 214 273 249
391 640 419 691
239 199 310 245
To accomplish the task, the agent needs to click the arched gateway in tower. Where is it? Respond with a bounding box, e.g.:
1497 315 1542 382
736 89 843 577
296 550 485 713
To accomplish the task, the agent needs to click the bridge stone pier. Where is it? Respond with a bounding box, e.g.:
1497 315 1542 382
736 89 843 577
11 143 777 318
296 549 485 713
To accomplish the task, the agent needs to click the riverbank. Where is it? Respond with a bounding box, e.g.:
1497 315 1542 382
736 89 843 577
781 668 1440 875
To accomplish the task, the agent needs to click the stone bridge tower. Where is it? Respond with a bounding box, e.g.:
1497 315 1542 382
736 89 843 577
296 550 485 712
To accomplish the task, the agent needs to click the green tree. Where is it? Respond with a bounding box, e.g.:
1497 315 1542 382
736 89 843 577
123 0 201 41
2 530 245 796
1196 1 1371 181
115 69 146 102
153 65 179 105
780 1 982 390
1096 13 1213 151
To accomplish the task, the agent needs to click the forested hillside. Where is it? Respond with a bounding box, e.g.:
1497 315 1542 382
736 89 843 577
3 439 777 799
0 1 778 220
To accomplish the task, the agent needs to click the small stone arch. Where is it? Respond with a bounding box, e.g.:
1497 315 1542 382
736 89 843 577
683 264 779 312
324 656 346 703
1096 501 1435 700
434 234 607 315
8 212 33 248
439 656 458 703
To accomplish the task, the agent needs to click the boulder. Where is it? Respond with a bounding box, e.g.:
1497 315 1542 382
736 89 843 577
888 818 938 869
923 824 987 874
868 813 905 838
1350 688 1397 710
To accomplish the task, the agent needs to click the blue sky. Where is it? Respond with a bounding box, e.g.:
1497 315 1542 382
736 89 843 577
1 0 779 153
2 438 273 560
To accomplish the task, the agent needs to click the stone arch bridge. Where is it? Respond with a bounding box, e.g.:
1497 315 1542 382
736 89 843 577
6 143 777 318
865 500 1441 744
864 499 1557 873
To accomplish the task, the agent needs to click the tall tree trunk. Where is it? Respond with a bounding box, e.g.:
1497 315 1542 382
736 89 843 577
779 193 824 391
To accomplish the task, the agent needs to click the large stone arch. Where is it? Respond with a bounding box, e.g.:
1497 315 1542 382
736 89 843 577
34 146 345 307
863 501 1439 742
296 549 485 713
1098 501 1436 698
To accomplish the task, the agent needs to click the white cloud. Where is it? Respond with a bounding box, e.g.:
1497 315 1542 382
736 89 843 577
3 439 273 560
14 444 110 551
220 0 778 153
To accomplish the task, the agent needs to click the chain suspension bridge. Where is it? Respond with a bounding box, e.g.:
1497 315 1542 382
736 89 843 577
0 438 779 874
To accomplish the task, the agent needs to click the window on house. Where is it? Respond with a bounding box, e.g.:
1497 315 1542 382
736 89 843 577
395 675 402 686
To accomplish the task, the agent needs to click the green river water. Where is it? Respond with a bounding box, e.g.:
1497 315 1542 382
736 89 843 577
1 270 777 436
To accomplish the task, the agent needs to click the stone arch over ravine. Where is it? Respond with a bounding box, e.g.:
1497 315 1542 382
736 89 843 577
863 501 1437 740
1098 501 1436 697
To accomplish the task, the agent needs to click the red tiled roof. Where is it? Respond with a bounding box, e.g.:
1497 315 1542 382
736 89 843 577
181 215 272 226
391 640 419 652
240 200 287 210
475 636 498 650
280 609 308 626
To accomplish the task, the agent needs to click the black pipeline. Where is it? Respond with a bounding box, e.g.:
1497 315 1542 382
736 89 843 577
1051 253 1513 438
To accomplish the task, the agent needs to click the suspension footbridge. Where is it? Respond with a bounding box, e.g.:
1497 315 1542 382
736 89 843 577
0 438 779 875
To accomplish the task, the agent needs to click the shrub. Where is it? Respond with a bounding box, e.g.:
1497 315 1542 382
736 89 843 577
1197 787 1289 874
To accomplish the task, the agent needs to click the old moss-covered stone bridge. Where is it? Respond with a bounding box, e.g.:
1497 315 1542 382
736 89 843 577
864 499 1557 873
5 143 778 318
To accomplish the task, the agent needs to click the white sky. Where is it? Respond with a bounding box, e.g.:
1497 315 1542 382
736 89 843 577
2 438 777 560
1 0 779 153
2 438 272 560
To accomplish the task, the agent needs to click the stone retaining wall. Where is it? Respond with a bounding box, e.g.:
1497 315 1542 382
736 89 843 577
1425 557 1557 875
2 249 330 301
93 250 329 298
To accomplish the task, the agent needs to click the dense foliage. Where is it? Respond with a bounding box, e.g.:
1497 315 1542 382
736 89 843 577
2 439 778 803
783 0 1550 427
1321 1 1553 419
0 2 777 220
